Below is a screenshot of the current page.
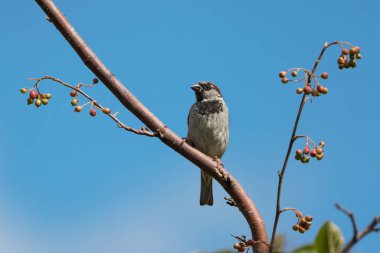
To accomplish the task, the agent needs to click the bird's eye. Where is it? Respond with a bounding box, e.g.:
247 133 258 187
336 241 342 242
204 84 212 91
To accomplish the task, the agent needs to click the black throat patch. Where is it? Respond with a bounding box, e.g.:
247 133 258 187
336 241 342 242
195 99 224 115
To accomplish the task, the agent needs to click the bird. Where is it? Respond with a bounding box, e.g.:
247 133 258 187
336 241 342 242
187 81 229 206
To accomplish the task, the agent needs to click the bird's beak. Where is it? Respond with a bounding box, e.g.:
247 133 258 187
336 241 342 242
191 83 202 93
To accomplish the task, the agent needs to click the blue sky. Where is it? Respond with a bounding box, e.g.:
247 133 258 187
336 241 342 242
1 0 379 252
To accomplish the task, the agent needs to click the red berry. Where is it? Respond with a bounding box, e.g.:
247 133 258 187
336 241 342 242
93 78 99 84
303 86 312 95
29 90 37 99
321 72 329 79
90 109 97 117
299 227 306 233
310 149 317 157
342 48 349 55
70 90 77 97
292 224 299 231
321 87 329 94
296 149 303 156
303 147 310 154
238 247 245 252
247 239 255 246
317 85 324 93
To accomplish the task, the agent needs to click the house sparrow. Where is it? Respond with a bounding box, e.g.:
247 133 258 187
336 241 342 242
187 81 229 206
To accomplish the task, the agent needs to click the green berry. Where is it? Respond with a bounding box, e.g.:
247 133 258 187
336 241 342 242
27 97 34 105
41 98 49 105
71 99 78 106
20 88 28 94
35 99 41 107
296 88 303 94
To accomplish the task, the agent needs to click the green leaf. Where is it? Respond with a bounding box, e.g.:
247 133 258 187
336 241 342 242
314 221 344 253
290 245 315 253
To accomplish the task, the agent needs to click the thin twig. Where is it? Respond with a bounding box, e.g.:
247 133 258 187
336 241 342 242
270 42 343 252
29 76 158 137
336 203 380 253
335 203 358 238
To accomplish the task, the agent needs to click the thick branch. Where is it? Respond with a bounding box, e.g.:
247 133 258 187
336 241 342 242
336 204 380 253
34 0 268 251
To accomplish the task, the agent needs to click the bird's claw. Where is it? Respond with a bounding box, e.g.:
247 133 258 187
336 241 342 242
213 156 230 183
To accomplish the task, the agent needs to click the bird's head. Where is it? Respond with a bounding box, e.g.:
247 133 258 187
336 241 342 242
191 81 222 102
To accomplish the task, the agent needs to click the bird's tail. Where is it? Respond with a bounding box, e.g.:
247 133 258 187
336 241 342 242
200 171 213 206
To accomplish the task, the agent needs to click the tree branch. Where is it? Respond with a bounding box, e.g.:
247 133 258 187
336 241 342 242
336 203 380 253
34 0 269 251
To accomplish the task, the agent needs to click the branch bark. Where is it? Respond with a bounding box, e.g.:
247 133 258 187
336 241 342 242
34 0 269 251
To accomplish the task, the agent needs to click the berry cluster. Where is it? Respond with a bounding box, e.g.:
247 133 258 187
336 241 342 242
292 214 313 234
279 70 329 97
337 46 361 69
20 88 52 107
233 239 255 252
21 78 112 118
295 140 325 163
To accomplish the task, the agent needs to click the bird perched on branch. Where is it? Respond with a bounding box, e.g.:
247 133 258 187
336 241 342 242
187 82 229 206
